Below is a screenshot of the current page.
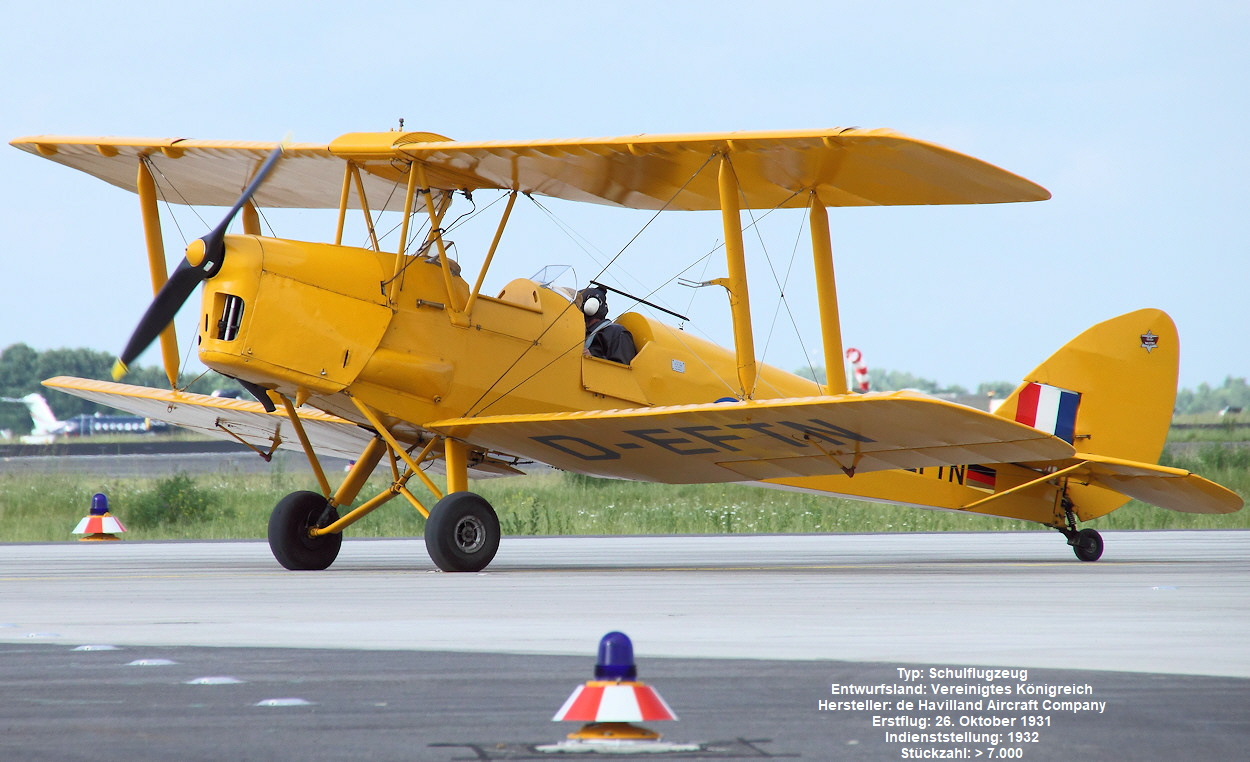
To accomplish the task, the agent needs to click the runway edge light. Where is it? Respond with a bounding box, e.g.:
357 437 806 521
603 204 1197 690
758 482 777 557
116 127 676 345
540 631 700 753
72 493 126 541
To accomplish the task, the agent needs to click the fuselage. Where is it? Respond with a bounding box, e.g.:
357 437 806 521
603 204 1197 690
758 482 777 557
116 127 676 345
197 235 824 442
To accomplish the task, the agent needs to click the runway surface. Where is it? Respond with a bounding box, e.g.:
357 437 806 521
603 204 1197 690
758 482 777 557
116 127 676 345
2 532 1247 760
2 531 1247 675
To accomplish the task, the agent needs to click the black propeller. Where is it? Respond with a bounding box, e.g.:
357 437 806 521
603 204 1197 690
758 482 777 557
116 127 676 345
112 143 286 381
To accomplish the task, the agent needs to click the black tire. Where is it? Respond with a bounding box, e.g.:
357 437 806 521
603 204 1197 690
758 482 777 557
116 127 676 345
424 492 500 572
1072 528 1104 562
268 490 342 571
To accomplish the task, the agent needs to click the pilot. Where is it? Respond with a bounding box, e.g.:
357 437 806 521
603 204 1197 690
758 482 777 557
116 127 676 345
577 285 637 364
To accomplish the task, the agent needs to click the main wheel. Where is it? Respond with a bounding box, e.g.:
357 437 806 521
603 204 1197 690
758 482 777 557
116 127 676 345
424 492 500 572
1072 528 1104 562
268 490 342 571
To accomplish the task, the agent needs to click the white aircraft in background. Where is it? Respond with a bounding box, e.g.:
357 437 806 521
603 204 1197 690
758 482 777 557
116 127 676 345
0 392 168 444
0 393 76 444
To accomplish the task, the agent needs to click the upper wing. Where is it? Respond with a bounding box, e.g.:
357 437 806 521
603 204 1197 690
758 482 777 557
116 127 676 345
14 128 1048 212
387 128 1051 210
14 137 353 209
9 134 451 211
426 392 1075 484
43 376 522 477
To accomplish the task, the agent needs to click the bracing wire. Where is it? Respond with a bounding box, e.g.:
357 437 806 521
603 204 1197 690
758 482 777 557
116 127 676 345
376 189 507 292
526 196 649 298
462 153 718 418
734 177 814 375
470 167 825 410
144 155 198 249
754 200 816 373
365 179 403 250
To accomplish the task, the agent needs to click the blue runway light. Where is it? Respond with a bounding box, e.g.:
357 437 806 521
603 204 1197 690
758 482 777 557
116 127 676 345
90 493 109 516
594 631 637 681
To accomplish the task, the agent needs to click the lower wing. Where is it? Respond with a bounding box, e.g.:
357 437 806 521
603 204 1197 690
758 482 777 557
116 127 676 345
427 391 1076 483
43 376 522 477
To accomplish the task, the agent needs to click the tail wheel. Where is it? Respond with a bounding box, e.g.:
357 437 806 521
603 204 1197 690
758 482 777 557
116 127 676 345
425 492 500 572
1072 528 1104 562
268 490 342 571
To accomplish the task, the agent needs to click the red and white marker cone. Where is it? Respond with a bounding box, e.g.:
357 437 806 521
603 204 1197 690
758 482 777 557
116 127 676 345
540 632 699 753
553 681 677 724
73 493 126 541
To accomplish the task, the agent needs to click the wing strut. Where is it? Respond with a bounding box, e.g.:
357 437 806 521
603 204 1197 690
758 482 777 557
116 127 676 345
136 158 180 388
718 154 757 399
959 462 1087 514
465 190 518 317
809 196 848 395
415 163 467 320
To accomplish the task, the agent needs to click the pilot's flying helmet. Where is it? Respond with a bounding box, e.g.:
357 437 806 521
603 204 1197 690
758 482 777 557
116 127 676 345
577 285 609 321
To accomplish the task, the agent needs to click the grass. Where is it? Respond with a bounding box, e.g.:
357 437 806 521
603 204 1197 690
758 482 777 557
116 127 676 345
1167 426 1250 443
1167 413 1250 443
0 470 303 543
1 443 1246 543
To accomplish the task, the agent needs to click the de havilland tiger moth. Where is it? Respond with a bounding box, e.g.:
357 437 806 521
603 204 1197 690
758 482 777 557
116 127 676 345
10 127 1242 571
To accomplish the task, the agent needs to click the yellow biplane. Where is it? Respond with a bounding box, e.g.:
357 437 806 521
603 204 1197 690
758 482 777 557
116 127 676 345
12 128 1242 571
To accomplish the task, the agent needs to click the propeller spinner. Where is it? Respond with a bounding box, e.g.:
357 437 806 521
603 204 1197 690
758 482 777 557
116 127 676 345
112 143 286 381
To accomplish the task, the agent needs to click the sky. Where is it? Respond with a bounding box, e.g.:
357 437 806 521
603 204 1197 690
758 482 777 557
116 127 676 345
2 0 1246 393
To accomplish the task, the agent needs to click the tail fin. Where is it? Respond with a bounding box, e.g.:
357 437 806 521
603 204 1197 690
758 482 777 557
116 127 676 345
994 309 1240 518
22 393 66 437
994 308 1177 464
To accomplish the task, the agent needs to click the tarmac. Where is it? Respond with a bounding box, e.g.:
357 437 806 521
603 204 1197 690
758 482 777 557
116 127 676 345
2 531 1247 760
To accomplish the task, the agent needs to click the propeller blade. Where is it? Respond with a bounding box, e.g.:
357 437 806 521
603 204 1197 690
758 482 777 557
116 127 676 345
112 261 200 380
193 142 288 275
112 142 287 381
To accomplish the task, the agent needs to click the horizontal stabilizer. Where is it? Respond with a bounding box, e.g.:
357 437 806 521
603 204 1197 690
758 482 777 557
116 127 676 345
428 391 1075 484
1076 453 1244 515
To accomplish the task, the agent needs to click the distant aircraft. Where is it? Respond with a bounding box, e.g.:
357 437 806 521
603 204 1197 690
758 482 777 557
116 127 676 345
0 392 166 442
0 393 77 444
69 411 170 436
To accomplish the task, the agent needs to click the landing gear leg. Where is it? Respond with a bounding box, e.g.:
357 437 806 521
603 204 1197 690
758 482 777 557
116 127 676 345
1056 495 1104 562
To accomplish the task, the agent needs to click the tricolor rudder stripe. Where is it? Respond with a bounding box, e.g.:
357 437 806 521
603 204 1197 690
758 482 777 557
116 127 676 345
1015 382 1080 444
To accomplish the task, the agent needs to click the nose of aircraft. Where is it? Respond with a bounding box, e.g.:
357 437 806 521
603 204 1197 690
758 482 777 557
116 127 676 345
112 142 286 380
